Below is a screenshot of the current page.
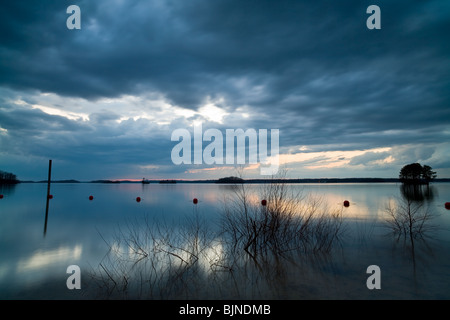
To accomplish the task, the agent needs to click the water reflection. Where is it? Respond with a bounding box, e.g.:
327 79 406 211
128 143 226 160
88 184 348 300
0 183 17 197
389 231 440 294
43 190 53 237
43 200 50 237
17 245 83 273
2 182 450 299
400 184 436 202
383 184 442 292
88 218 349 299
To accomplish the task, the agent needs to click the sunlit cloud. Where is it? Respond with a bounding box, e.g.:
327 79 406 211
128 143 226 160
138 164 160 170
186 166 237 174
31 104 89 121
278 148 392 170
198 97 229 124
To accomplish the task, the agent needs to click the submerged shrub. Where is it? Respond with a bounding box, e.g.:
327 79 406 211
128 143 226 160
220 181 344 257
384 196 437 240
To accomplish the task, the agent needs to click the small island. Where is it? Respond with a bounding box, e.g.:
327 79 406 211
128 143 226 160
215 176 245 184
0 170 19 184
399 163 437 185
91 180 121 184
159 180 177 184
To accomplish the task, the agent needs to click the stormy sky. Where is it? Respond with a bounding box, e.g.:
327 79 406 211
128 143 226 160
0 0 449 181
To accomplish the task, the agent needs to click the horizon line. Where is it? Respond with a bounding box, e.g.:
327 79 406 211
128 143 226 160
15 177 450 183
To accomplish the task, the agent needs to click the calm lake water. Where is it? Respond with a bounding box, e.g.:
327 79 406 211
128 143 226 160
1 182 449 300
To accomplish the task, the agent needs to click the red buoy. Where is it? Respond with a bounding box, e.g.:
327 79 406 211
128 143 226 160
48 195 53 199
136 197 141 202
89 195 94 200
343 200 350 207
261 199 267 206
445 202 450 210
193 198 198 204
0 194 3 199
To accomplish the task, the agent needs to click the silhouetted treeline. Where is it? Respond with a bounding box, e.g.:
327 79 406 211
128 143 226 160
16 177 450 184
217 177 450 184
36 179 80 183
0 170 19 184
232 178 402 184
216 176 245 183
91 180 120 184
399 163 437 185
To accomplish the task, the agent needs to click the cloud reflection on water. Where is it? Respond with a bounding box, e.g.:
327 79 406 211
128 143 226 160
17 245 82 273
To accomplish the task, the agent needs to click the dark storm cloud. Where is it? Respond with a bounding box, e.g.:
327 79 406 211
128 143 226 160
0 106 70 134
0 99 173 170
2 1 449 110
1 0 449 179
349 151 391 166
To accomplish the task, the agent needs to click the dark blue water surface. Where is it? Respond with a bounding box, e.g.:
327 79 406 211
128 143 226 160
1 182 449 299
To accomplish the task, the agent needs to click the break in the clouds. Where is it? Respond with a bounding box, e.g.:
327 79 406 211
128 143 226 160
0 0 449 181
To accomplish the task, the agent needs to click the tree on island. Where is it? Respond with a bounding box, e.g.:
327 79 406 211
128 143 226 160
0 170 19 184
216 176 245 184
399 163 436 185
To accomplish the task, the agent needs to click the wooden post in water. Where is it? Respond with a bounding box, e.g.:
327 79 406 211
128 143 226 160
44 159 52 236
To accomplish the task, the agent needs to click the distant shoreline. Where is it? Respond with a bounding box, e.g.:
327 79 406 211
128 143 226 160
13 178 450 184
